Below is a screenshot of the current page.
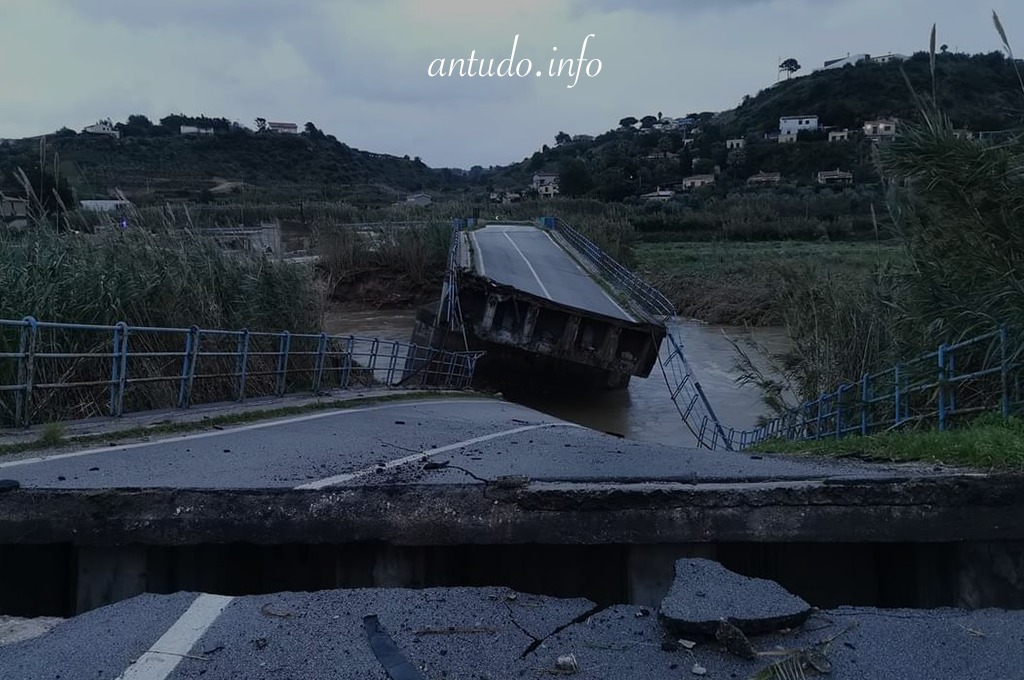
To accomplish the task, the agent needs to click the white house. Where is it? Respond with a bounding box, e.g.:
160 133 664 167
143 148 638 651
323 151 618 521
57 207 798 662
405 193 432 207
829 129 851 142
532 172 560 198
726 138 746 150
816 169 854 185
180 125 214 135
780 115 819 136
83 121 120 139
863 119 898 142
872 53 908 64
681 174 716 190
641 188 675 201
80 199 133 212
818 54 871 71
267 121 298 134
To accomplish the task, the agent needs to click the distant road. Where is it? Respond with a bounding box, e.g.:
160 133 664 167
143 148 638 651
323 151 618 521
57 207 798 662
468 225 634 322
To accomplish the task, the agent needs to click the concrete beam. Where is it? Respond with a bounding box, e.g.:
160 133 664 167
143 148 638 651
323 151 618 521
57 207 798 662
2 476 1024 547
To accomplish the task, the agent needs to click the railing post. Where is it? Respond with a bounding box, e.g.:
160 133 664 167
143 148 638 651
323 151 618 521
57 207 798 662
894 363 902 427
312 333 328 393
341 336 355 388
835 385 845 440
386 341 401 385
860 373 870 436
814 395 825 440
1000 324 1010 419
110 322 129 417
235 330 250 402
937 344 948 431
15 316 38 428
275 331 291 396
177 326 200 409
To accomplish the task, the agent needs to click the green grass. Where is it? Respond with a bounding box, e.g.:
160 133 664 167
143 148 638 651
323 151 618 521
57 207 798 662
750 415 1024 470
635 240 900 325
0 390 486 458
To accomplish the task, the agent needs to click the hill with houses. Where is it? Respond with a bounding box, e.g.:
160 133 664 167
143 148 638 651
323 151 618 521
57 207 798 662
0 115 467 208
485 50 1024 204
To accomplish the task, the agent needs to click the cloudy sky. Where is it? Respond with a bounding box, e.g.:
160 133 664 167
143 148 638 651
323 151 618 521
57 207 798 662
0 1 1020 168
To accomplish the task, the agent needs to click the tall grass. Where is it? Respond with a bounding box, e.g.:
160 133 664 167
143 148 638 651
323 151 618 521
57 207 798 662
740 12 1024 413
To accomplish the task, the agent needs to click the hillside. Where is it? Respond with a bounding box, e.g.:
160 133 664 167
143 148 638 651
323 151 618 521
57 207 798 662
720 51 1024 135
487 51 1024 198
0 116 465 205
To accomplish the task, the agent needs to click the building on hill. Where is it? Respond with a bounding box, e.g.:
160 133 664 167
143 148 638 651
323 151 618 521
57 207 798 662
818 53 870 71
829 129 851 142
80 199 133 212
532 172 560 198
405 193 432 207
180 125 214 135
726 138 746 150
83 121 120 139
952 129 975 140
267 121 298 134
817 169 854 185
747 171 782 186
780 115 819 135
641 188 675 201
643 151 678 161
681 174 716 190
872 53 908 64
1 195 29 228
863 118 898 142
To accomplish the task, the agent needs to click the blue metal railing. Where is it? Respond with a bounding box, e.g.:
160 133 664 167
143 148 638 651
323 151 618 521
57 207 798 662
543 216 675 321
540 216 732 449
0 317 482 427
734 325 1024 449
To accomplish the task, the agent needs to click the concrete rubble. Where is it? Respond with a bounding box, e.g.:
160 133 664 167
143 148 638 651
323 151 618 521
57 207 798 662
1 561 1022 679
659 558 812 636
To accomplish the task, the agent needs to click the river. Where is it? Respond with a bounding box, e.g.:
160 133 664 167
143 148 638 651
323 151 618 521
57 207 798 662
324 308 790 449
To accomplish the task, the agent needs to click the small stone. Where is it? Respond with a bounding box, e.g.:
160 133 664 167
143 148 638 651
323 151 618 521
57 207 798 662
679 639 697 649
691 662 707 676
659 559 812 636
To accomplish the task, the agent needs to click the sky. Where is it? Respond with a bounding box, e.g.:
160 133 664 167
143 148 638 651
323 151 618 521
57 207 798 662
0 1 1021 168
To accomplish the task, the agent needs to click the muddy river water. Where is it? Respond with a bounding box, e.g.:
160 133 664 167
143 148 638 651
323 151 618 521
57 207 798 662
324 309 790 449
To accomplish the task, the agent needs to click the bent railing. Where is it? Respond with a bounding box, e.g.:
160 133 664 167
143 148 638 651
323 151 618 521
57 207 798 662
0 317 482 427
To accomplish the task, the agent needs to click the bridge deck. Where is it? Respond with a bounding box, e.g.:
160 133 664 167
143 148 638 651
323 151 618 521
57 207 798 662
466 224 635 322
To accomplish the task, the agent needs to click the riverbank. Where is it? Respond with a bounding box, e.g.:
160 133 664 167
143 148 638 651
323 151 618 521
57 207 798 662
636 240 900 326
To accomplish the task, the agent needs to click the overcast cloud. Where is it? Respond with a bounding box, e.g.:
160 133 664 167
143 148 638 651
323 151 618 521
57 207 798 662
0 1 1020 168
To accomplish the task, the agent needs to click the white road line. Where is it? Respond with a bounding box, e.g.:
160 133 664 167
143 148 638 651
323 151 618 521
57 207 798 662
502 231 552 300
542 231 634 322
116 593 233 680
294 422 579 490
0 399 497 470
468 231 486 277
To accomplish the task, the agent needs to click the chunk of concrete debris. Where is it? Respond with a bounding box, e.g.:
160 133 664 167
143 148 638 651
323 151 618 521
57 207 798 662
659 559 811 636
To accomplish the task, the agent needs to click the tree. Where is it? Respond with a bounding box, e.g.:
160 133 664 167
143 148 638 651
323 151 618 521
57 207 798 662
555 131 571 145
640 115 658 129
779 58 801 79
255 118 267 133
619 116 638 129
940 44 949 53
558 158 593 196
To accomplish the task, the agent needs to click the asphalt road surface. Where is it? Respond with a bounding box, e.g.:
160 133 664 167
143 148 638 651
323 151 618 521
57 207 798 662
467 224 635 322
3 587 1022 680
0 398 929 491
